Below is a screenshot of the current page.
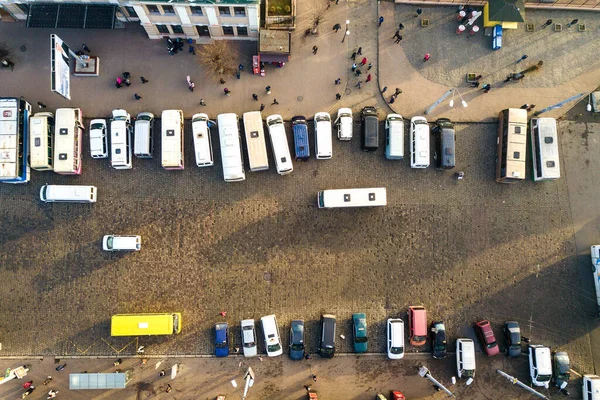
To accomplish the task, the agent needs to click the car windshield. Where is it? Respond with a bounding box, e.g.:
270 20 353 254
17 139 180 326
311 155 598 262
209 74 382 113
291 343 304 351
390 346 403 354
413 335 426 342
461 369 474 378
486 341 497 348
216 341 227 348
321 347 334 355
268 343 281 353
91 123 104 130
434 344 446 351
355 336 368 343
538 374 551 382
106 237 113 248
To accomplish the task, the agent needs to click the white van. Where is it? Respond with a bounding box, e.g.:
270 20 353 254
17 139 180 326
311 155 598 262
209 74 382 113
102 235 141 251
134 112 154 158
529 345 552 388
583 375 600 400
314 112 332 159
39 184 97 203
217 113 245 182
590 245 600 315
266 114 293 175
410 116 430 168
386 318 405 359
385 114 404 160
30 112 55 171
456 338 476 379
110 109 133 169
335 108 353 141
89 119 108 159
260 314 283 357
192 113 214 167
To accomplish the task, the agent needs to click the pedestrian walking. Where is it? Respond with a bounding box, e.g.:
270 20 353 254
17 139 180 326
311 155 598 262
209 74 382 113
423 53 431 62
37 102 47 109
393 30 400 39
236 71 241 79
304 354 312 360
260 103 265 111
366 74 372 82
482 83 491 93
361 57 367 65
520 104 530 109
199 99 206 106
23 381 33 389
113 359 122 366
542 19 553 28
188 81 195 92
265 85 271 94
335 78 341 85
159 370 166 377
336 93 342 100
115 77 123 88
504 75 513 83
224 88 231 96
272 98 279 105
252 93 258 101
378 16 384 27
22 386 35 398
395 35 403 43
123 71 130 79
140 76 148 83
394 88 402 96
312 374 318 382
312 46 318 55
1 59 14 70
471 81 480 88
55 364 66 371
47 389 58 399
367 62 373 70
399 23 405 30
527 104 536 111
355 81 362 89
333 23 341 32
513 72 525 81
81 44 91 53
355 69 362 76
189 45 195 55
351 51 357 60
414 8 422 17
357 47 362 55
166 384 172 393
304 385 312 392
220 78 226 85
239 63 244 71
382 86 388 93
351 63 357 72
475 74 482 81
567 18 579 28
517 54 528 63
134 93 142 100
125 78 131 87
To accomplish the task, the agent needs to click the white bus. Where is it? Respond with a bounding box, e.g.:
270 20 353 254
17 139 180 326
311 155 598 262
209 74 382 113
39 184 97 203
110 109 132 170
217 113 245 182
161 110 184 170
192 113 214 167
496 108 527 183
29 112 54 171
410 116 429 168
0 97 31 183
243 111 269 172
318 187 387 209
266 114 293 175
54 108 83 175
530 117 560 181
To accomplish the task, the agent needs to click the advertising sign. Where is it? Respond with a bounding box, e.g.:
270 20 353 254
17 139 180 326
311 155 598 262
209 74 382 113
50 34 71 100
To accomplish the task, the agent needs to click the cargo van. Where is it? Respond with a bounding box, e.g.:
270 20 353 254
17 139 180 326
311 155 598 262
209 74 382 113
456 338 476 379
260 314 283 357
361 106 379 151
266 114 293 175
434 118 455 169
134 112 154 158
410 116 430 168
529 345 552 388
89 118 108 160
583 375 600 400
39 184 97 203
292 116 310 161
335 108 353 141
408 306 427 346
314 112 332 159
319 314 336 358
102 235 141 251
217 113 245 182
243 111 269 172
385 114 404 160
192 113 214 167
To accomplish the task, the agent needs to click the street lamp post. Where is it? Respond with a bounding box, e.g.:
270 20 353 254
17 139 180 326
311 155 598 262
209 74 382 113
342 30 350 43
342 20 350 43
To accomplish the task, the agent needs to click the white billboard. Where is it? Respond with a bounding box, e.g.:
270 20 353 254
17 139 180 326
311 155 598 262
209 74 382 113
50 34 71 100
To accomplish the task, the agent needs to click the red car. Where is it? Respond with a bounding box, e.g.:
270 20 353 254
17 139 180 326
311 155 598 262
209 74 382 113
475 320 500 356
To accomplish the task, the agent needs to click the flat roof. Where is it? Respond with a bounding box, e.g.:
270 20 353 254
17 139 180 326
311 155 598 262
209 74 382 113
259 30 291 54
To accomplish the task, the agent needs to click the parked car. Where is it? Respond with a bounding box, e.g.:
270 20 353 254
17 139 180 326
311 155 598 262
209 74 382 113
552 351 570 388
102 235 141 251
318 314 336 358
289 320 305 360
361 106 378 151
391 392 406 400
529 345 552 388
215 323 229 357
431 321 447 359
503 321 521 357
89 119 108 159
352 313 368 353
474 319 499 356
387 318 405 359
408 306 427 347
241 319 257 357
292 116 310 161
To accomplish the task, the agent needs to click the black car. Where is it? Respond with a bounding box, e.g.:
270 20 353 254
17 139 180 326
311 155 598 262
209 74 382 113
430 321 447 359
503 321 521 357
552 351 570 388
361 107 379 151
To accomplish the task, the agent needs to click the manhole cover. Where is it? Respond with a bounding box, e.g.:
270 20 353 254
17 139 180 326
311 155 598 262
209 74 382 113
263 272 272 282
297 95 303 102
344 88 351 95
20 45 27 52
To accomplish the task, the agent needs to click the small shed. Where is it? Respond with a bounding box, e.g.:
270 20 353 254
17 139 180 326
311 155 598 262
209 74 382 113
259 29 291 63
69 371 131 390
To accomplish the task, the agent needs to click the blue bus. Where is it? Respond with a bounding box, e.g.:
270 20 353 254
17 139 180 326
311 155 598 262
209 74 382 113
0 97 31 183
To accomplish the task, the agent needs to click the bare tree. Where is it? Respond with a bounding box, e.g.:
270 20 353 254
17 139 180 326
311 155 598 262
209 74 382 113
196 41 236 81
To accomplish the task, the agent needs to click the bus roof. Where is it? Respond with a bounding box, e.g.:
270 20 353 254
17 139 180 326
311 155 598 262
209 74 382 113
111 313 181 336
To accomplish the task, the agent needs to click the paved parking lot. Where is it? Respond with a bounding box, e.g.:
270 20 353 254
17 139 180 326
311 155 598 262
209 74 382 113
0 117 592 388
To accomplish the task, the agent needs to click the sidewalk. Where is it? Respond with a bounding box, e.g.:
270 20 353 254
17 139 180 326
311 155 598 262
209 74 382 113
378 3 600 121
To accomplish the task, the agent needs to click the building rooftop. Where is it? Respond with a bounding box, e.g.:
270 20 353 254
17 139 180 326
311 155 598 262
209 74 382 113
259 29 291 54
129 0 259 4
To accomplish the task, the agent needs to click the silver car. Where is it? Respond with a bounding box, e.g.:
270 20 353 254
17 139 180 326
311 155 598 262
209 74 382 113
241 319 257 357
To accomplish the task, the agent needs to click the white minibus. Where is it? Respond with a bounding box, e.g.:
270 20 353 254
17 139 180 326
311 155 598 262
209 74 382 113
39 184 97 203
410 116 430 168
318 187 387 209
161 110 185 170
29 112 54 171
134 112 154 158
217 113 245 182
266 114 293 175
314 112 332 159
243 111 269 172
110 109 133 169
385 114 404 160
192 113 214 167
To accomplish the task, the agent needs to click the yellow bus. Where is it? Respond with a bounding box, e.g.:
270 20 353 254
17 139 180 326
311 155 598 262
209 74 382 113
111 313 182 336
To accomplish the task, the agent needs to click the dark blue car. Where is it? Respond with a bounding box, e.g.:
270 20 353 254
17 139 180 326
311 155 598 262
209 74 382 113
215 323 229 357
292 116 310 161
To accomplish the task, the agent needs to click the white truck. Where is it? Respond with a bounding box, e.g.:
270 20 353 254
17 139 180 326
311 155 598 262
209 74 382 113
590 246 600 313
